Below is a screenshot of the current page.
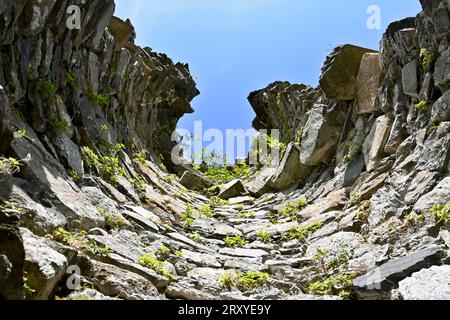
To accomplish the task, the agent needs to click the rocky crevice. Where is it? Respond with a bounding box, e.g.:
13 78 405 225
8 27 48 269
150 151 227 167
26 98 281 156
0 0 449 300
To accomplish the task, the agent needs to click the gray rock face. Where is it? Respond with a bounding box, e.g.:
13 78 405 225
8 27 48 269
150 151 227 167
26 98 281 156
300 190 346 219
213 223 242 237
402 60 420 98
348 244 390 274
0 210 25 300
356 53 384 114
416 122 450 173
398 265 450 300
218 180 246 200
219 248 269 259
305 232 365 263
122 210 159 232
0 87 12 153
19 0 58 37
0 178 66 236
245 168 276 197
21 228 67 300
380 17 416 71
0 1 27 45
167 232 213 253
82 186 119 214
340 154 366 187
166 280 216 300
363 115 392 172
320 44 376 100
91 261 161 300
124 205 162 225
430 91 450 124
414 177 450 213
434 47 450 91
353 247 443 300
404 170 439 205
179 170 213 192
181 250 221 268
89 233 144 262
369 186 403 227
248 81 316 143
116 176 140 203
271 143 311 191
51 134 84 178
187 267 229 282
101 253 171 290
385 115 406 155
10 125 104 230
300 103 347 166
66 289 119 301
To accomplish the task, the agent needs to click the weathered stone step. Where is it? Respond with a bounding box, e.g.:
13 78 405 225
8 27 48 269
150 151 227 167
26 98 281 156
219 247 270 259
353 246 443 300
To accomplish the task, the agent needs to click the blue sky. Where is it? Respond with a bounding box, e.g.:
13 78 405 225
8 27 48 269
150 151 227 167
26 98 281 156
115 0 421 160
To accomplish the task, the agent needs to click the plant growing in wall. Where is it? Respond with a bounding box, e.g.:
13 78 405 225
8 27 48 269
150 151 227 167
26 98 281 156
81 147 126 185
0 157 22 179
414 100 430 112
432 203 450 226
49 115 69 135
40 80 58 99
88 91 109 107
420 48 437 72
219 272 271 292
224 235 248 248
